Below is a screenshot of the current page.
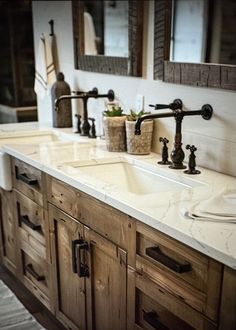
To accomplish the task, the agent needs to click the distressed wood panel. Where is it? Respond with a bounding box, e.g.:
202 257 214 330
85 226 127 330
0 189 17 274
219 266 236 330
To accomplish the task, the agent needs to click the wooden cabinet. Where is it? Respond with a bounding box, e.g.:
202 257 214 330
12 158 45 207
84 226 127 330
219 266 236 330
127 222 223 330
49 204 128 330
1 156 236 330
11 158 51 310
0 188 17 274
49 205 86 330
47 175 135 329
47 175 136 267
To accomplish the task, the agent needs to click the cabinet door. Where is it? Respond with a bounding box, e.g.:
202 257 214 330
49 205 86 330
0 188 17 273
84 226 127 330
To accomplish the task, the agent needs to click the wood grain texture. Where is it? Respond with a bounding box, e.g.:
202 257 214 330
15 190 46 245
135 270 217 330
12 158 44 207
154 0 236 90
136 222 209 291
136 222 222 322
47 176 136 267
219 266 236 330
49 204 86 330
0 189 17 274
85 226 127 330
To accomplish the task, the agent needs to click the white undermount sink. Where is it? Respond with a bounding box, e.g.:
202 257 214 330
61 158 203 195
0 130 80 147
0 130 90 191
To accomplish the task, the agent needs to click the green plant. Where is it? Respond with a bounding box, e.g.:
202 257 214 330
103 106 125 117
126 109 151 121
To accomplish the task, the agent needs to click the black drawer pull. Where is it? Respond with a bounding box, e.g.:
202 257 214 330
15 166 38 186
21 215 41 231
72 238 89 278
25 264 45 281
146 246 191 274
143 311 169 330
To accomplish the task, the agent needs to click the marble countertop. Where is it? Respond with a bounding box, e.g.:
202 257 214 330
1 122 236 269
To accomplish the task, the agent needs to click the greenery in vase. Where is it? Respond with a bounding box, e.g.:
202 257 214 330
126 109 151 121
103 106 125 117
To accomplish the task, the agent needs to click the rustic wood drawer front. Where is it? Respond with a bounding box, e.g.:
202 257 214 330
47 176 136 266
136 223 222 322
129 267 217 330
21 248 49 296
12 158 44 206
15 191 46 245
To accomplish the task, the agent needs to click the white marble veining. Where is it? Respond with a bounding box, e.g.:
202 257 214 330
1 122 236 269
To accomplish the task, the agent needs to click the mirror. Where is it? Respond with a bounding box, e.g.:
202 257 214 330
170 0 236 65
72 0 143 76
154 0 236 90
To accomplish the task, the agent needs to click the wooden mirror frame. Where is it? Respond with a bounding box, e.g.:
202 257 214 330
72 0 143 76
154 0 236 90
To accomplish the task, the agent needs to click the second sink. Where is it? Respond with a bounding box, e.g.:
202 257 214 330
61 158 203 195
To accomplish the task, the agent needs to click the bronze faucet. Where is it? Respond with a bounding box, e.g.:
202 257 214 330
55 88 115 136
135 102 213 169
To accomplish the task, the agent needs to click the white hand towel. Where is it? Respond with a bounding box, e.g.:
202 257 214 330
34 33 56 99
180 188 236 223
84 12 97 55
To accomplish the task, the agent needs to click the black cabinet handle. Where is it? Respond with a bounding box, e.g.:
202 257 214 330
21 215 41 231
25 264 45 281
146 246 191 274
72 239 80 273
15 166 38 186
72 239 89 278
143 311 169 330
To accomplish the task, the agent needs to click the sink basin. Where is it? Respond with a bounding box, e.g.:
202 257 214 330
61 158 203 195
0 131 71 147
0 130 90 191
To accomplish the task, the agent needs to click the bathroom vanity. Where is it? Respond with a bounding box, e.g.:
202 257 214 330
0 123 235 330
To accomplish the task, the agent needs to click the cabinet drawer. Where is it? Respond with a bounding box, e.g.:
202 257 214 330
136 223 222 322
12 158 44 206
47 176 136 265
15 191 46 245
21 248 49 297
131 268 217 330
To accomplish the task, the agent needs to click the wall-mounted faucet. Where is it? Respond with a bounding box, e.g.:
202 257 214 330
135 101 213 169
149 99 183 111
55 88 115 136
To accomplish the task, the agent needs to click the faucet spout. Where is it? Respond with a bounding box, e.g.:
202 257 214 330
135 103 213 170
55 87 115 136
55 94 86 111
135 112 175 135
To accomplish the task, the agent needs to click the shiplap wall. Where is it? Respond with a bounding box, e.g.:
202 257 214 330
32 1 236 177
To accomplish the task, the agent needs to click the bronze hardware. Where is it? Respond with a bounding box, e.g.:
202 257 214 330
146 246 191 274
184 144 201 175
25 264 45 282
15 166 38 186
